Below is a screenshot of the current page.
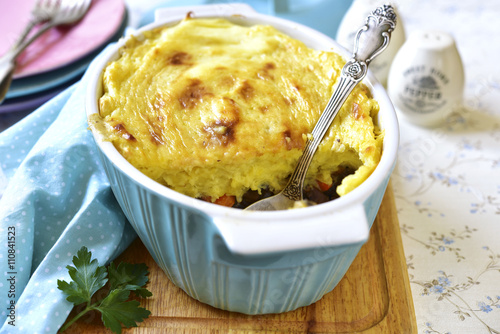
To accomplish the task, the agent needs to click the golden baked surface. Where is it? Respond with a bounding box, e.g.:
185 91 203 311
90 17 383 202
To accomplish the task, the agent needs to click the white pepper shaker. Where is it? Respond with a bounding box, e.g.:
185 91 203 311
387 30 465 127
336 0 405 86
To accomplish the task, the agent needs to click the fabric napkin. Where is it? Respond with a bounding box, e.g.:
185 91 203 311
0 46 137 334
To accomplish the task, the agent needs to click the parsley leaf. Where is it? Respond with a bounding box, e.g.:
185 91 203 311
57 246 108 305
108 262 153 298
58 246 152 333
97 289 151 334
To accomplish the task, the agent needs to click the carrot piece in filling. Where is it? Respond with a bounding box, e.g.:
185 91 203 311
214 195 236 207
317 180 332 192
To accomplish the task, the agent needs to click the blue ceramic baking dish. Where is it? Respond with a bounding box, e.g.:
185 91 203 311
86 4 399 314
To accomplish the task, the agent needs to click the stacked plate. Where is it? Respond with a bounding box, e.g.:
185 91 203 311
0 0 128 113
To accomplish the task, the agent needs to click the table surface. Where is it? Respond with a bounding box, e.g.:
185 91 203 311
1 1 499 333
389 1 500 333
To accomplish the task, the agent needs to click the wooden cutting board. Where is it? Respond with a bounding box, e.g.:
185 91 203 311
64 184 417 333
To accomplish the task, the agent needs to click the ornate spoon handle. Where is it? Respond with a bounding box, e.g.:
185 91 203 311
282 4 397 201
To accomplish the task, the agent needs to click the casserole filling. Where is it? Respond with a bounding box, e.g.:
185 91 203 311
89 17 383 208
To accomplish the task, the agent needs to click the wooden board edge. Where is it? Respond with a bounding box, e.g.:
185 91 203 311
366 182 418 333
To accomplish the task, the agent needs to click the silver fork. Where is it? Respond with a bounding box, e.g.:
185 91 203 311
11 0 63 52
0 0 92 103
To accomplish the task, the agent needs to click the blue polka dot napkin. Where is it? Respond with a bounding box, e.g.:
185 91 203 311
0 47 137 334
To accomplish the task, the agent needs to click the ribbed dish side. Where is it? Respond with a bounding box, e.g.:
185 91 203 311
209 243 362 314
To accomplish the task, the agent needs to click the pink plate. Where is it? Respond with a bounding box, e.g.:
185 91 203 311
0 0 125 78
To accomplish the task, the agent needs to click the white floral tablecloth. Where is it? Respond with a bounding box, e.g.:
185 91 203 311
1 0 499 333
391 1 500 333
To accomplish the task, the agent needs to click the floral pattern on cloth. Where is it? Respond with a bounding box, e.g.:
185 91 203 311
392 1 500 333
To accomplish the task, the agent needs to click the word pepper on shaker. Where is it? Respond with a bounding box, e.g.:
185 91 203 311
387 30 465 127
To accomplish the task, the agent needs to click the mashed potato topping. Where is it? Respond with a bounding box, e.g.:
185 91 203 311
89 17 383 203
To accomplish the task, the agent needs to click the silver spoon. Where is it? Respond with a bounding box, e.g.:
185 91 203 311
0 0 92 104
245 4 397 211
